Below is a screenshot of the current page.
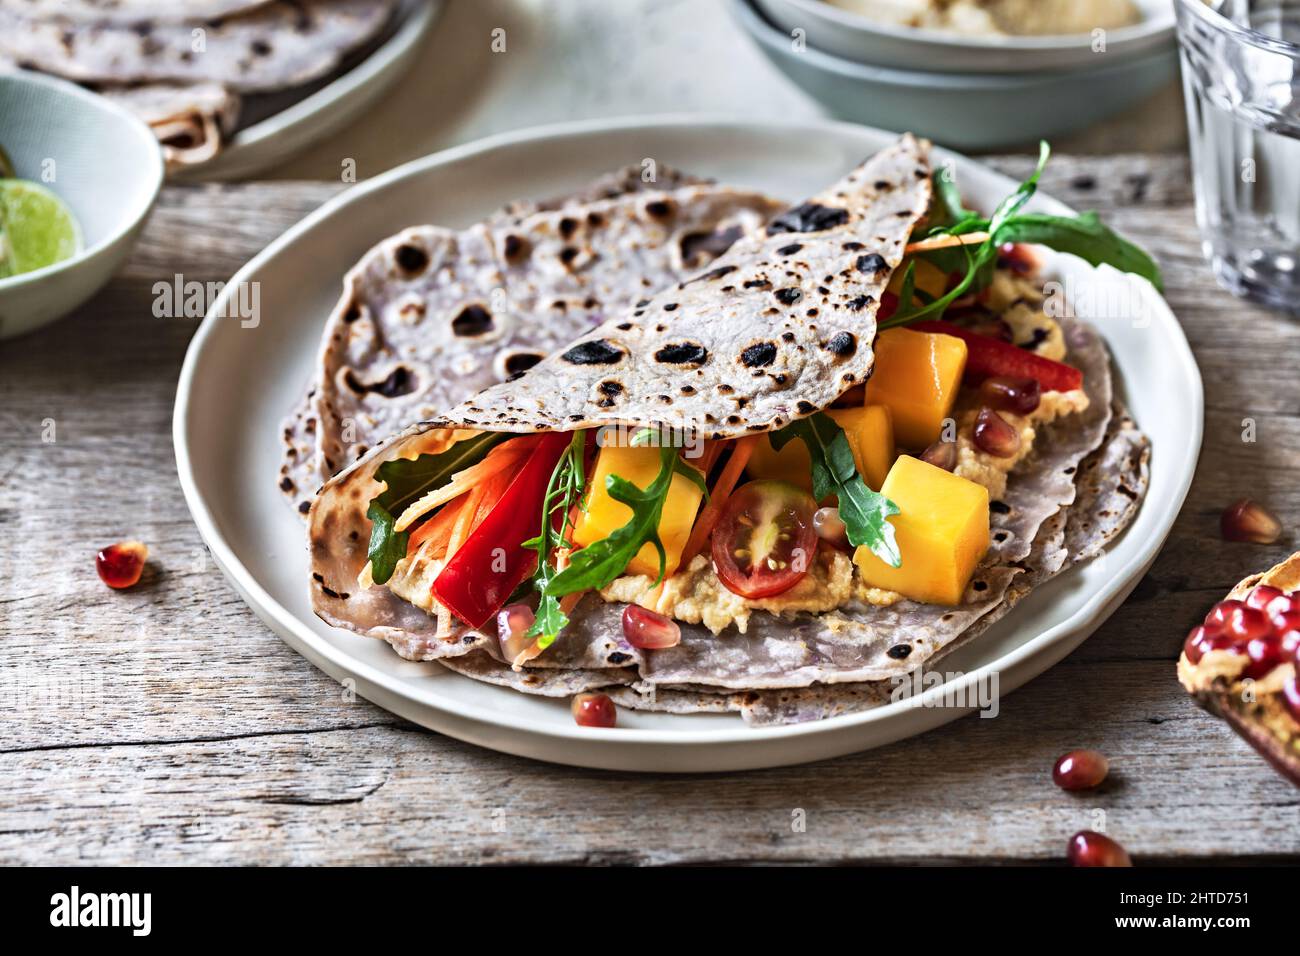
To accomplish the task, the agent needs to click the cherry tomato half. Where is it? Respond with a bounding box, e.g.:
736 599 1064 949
711 480 818 599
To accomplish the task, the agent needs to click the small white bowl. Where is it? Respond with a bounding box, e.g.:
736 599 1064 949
754 0 1175 73
0 70 163 339
732 0 1178 149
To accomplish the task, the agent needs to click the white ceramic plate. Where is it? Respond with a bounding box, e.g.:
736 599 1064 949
174 116 1202 772
753 0 1175 73
172 0 440 181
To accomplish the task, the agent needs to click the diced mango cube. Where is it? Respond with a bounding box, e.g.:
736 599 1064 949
854 455 989 605
746 434 814 493
887 257 949 305
830 404 895 492
863 327 967 450
746 406 896 494
573 444 703 578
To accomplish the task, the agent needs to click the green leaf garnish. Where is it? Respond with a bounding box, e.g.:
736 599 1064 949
771 412 901 568
884 140 1162 327
523 431 587 648
545 443 685 597
365 431 509 584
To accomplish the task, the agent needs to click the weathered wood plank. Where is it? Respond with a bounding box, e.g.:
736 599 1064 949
2 155 1298 864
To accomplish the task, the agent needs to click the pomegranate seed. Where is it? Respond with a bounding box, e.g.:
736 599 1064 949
1221 498 1282 544
572 692 616 728
1183 626 1211 664
1247 584 1286 613
1052 750 1109 790
998 242 1040 275
497 603 536 660
622 604 681 649
95 540 148 589
812 506 849 547
972 407 1020 458
1279 628 1300 663
919 439 957 472
1067 831 1132 867
1225 603 1271 642
1282 678 1300 723
1244 634 1283 679
979 376 1041 415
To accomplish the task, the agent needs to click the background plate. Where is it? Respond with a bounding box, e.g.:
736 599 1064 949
173 0 440 181
174 116 1202 772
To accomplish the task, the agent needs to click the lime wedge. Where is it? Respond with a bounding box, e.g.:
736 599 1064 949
0 144 14 179
0 179 82 279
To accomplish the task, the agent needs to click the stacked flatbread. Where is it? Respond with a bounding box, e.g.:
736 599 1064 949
280 164 787 512
0 0 403 167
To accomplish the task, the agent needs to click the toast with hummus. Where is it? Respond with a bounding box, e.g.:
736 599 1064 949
306 135 1160 724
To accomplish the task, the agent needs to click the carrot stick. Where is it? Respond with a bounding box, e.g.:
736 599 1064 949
678 435 760 566
903 231 990 254
406 491 467 554
444 481 486 561
393 439 533 531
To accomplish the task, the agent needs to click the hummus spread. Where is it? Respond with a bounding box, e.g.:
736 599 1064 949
953 386 1089 501
602 550 901 636
825 0 1141 37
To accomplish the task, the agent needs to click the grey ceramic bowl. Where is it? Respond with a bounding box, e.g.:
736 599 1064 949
731 0 1179 150
0 70 163 339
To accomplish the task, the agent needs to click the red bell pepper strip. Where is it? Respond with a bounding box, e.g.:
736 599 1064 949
431 432 570 629
909 319 1084 392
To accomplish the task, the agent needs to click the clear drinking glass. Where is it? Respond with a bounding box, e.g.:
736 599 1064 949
1177 0 1300 311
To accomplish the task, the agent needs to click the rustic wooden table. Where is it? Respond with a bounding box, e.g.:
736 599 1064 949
2 153 1297 865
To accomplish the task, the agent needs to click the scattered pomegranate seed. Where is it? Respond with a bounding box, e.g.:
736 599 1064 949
1282 678 1300 723
572 692 617 728
497 603 536 660
622 604 681 649
972 407 1021 458
812 506 849 547
95 540 148 589
979 375 1041 415
1052 750 1109 790
920 439 957 472
1221 498 1282 544
1067 831 1132 867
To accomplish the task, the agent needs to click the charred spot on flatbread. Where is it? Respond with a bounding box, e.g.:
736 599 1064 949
644 198 674 221
562 340 624 365
493 351 540 382
740 342 778 368
855 253 888 274
501 233 529 262
655 343 708 366
774 288 802 306
344 366 416 399
451 304 494 337
825 331 856 357
394 243 429 275
766 202 849 235
680 225 743 268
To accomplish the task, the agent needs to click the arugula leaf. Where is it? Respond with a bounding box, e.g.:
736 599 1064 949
770 413 901 568
545 443 683 596
523 431 586 647
365 431 509 584
884 140 1162 326
993 212 1163 291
